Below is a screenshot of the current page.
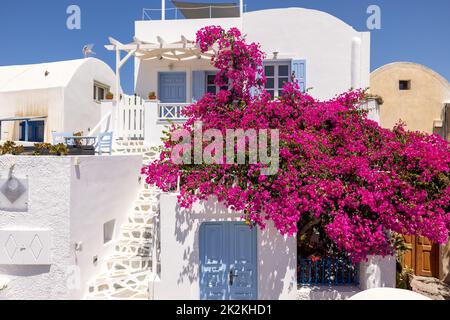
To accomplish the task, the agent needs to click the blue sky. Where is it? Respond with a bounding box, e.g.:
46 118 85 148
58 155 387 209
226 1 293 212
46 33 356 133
0 0 449 94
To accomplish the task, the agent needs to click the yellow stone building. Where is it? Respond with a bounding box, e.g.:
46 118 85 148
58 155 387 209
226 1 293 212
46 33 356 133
371 62 450 138
371 62 450 284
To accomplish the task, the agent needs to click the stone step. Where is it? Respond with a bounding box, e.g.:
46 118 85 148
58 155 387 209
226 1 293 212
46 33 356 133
121 224 154 240
133 199 159 210
137 191 160 200
128 213 156 225
106 255 153 273
85 142 161 300
115 239 152 256
113 147 151 152
88 271 151 300
114 139 145 146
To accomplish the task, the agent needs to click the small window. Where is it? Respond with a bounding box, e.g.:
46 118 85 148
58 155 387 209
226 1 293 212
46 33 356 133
94 81 110 102
205 73 227 95
206 74 217 94
263 62 291 99
399 80 411 90
103 220 116 244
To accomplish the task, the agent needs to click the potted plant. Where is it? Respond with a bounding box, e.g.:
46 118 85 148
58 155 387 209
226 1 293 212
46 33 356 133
148 91 157 100
105 92 114 100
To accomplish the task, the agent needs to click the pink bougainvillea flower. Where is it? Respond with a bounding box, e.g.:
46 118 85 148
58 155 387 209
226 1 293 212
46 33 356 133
142 26 450 262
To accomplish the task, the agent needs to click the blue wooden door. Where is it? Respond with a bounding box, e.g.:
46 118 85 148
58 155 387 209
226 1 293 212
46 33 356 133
158 72 187 103
200 222 257 300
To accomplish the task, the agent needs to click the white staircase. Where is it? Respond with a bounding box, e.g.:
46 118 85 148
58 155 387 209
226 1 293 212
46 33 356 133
86 139 161 300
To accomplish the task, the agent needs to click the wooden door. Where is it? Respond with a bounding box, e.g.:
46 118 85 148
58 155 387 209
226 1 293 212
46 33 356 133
402 236 439 278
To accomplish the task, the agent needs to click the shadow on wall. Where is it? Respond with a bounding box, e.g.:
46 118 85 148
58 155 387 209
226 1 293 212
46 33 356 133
174 197 237 287
258 222 296 300
173 196 296 299
0 265 51 277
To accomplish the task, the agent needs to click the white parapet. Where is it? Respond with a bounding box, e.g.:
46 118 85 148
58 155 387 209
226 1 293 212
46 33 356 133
0 154 142 300
359 98 381 125
359 255 397 291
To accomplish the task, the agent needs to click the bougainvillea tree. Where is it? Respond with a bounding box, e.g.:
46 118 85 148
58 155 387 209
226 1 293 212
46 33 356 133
142 26 450 262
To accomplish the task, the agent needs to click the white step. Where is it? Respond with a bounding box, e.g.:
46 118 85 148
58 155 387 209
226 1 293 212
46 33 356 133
115 239 152 256
106 254 153 273
88 271 151 300
85 142 162 300
121 224 153 241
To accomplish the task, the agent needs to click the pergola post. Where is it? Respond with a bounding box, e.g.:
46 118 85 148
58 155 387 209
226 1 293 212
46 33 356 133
240 0 244 17
115 48 121 137
161 0 166 20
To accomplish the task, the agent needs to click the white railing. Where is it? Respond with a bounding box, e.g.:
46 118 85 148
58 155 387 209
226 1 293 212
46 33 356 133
142 4 247 21
89 109 113 137
118 95 145 139
158 103 190 121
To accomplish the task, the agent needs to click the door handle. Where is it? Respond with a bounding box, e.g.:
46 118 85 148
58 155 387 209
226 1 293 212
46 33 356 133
229 269 238 286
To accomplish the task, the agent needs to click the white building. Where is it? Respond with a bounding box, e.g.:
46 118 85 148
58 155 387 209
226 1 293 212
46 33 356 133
0 2 393 301
0 58 117 143
107 5 371 146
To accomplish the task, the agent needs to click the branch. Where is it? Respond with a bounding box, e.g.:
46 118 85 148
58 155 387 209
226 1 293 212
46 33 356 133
298 218 321 236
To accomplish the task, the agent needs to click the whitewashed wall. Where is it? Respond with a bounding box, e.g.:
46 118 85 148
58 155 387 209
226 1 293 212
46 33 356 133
0 58 117 143
135 8 370 101
0 88 64 142
68 155 142 299
0 156 71 300
63 58 117 137
244 8 370 100
154 193 298 300
0 155 141 300
135 58 216 103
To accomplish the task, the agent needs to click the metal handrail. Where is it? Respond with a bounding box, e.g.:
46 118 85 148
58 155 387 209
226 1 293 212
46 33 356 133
142 4 247 20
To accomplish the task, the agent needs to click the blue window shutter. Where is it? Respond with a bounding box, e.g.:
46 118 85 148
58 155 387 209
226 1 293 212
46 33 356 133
291 60 306 93
192 71 206 102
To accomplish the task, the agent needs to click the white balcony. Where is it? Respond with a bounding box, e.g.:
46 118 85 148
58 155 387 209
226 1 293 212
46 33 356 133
142 100 191 146
158 103 190 121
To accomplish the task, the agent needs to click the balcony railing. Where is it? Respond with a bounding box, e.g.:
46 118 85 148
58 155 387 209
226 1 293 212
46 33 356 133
158 103 190 121
142 5 247 21
298 258 359 286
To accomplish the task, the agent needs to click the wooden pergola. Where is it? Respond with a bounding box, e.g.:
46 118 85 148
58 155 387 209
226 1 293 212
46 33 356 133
105 36 215 104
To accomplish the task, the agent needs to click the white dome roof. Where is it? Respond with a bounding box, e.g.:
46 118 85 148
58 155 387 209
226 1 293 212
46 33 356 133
0 58 105 92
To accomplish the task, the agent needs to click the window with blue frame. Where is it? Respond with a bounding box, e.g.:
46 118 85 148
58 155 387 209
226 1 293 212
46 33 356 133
20 121 45 142
205 72 228 95
264 61 291 99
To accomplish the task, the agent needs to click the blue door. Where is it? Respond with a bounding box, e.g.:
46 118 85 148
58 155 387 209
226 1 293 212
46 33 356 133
158 72 187 103
200 222 258 300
